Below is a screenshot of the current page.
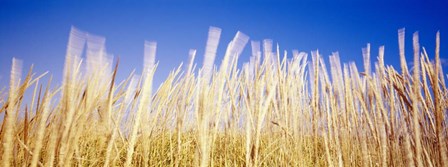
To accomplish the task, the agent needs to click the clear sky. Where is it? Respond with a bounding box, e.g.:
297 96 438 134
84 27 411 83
1 0 448 88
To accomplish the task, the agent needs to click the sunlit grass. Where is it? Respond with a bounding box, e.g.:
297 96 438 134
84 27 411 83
1 27 447 166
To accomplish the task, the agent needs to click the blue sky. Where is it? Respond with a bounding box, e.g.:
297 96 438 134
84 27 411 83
1 0 448 88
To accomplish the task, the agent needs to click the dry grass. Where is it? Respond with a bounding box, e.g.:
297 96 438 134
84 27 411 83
1 27 447 166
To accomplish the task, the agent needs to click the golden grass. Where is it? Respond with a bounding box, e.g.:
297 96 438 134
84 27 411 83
1 27 448 166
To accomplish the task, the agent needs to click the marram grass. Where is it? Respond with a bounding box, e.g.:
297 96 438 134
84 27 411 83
1 27 448 167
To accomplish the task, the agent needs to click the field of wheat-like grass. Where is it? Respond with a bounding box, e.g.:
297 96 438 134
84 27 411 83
0 27 447 166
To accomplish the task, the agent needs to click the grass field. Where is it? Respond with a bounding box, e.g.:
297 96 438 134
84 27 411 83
1 27 447 166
